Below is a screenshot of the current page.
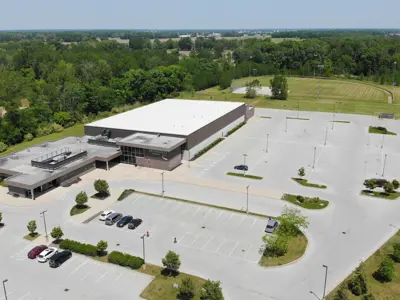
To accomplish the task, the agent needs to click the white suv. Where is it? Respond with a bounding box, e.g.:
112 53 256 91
37 247 58 263
99 210 115 221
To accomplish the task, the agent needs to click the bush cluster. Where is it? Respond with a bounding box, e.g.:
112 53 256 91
36 123 64 137
108 251 144 270
348 271 368 296
193 138 223 159
296 195 320 204
376 126 388 133
59 239 97 257
226 122 246 136
0 142 7 153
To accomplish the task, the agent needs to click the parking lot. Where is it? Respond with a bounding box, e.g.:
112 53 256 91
1 239 152 300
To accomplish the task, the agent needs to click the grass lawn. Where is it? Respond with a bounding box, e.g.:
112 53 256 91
70 205 90 216
286 117 310 120
369 126 397 135
139 264 206 300
361 190 400 200
259 116 272 119
282 193 329 209
0 124 84 157
24 233 40 241
226 172 263 180
292 178 327 189
331 120 351 123
118 189 135 201
178 76 400 117
259 232 307 267
326 231 400 300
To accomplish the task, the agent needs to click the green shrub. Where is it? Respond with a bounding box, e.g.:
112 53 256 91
393 244 400 262
24 133 33 141
50 123 64 133
108 251 144 269
376 126 387 133
227 122 246 136
348 278 362 296
296 195 305 203
392 179 400 190
59 239 97 257
375 257 395 282
193 138 223 159
0 142 7 153
334 285 349 300
36 125 52 137
362 294 376 300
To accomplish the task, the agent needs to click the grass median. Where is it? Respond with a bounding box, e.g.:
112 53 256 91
70 205 90 216
282 193 329 209
286 117 310 120
24 233 40 241
361 190 400 200
292 178 327 189
226 172 263 180
369 126 397 135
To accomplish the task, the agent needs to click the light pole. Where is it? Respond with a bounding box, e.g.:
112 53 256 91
322 265 328 299
141 234 147 263
2 279 8 300
324 127 328 145
242 154 247 175
382 154 388 177
285 117 288 132
161 172 165 197
331 113 335 130
393 62 397 102
266 134 269 153
312 147 317 169
381 134 385 149
246 185 249 214
40 210 48 239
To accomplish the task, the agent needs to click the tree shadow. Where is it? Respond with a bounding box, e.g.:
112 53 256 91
161 268 179 277
91 192 110 200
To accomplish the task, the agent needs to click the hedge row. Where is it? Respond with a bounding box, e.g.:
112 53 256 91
108 251 144 270
227 122 246 136
59 239 97 257
193 138 224 160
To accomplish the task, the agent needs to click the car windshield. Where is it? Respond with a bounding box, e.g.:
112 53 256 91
266 225 274 228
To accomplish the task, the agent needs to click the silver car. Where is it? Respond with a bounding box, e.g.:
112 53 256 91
265 218 279 233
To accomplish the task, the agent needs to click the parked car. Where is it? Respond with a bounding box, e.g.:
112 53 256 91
265 218 279 233
117 215 133 228
370 178 388 187
37 247 58 263
49 250 72 268
234 165 248 171
27 245 48 259
128 218 142 230
105 212 123 226
99 210 115 221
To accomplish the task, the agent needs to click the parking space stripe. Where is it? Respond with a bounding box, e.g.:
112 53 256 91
80 272 90 281
192 207 201 216
112 272 124 285
237 216 245 227
68 259 88 276
250 219 257 228
216 211 223 220
202 237 213 249
18 292 30 300
95 272 108 283
243 245 253 259
203 208 212 218
215 239 225 253
229 241 239 256
190 235 199 246
61 257 75 269
177 234 187 243
225 213 234 224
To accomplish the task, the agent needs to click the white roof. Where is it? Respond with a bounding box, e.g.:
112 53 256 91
86 99 244 136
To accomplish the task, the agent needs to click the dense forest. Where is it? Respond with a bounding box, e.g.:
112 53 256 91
0 33 400 150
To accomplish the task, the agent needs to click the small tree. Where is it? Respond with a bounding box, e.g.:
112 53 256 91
162 250 181 274
270 75 288 100
94 179 109 196
298 167 305 179
392 244 400 263
50 226 64 241
97 240 108 255
179 277 195 299
363 180 376 191
245 79 261 99
383 182 394 194
200 280 224 300
262 234 289 257
334 285 349 300
75 191 88 207
277 206 309 238
392 179 399 190
376 257 395 282
362 294 376 300
27 220 37 236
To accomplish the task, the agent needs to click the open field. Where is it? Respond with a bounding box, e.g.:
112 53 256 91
326 231 400 300
179 76 400 116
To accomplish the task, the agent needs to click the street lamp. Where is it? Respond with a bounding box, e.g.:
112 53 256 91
266 134 269 153
381 134 385 149
161 172 165 197
382 154 388 177
246 185 250 214
309 290 321 300
285 117 288 132
331 113 335 130
324 127 328 146
40 210 48 239
242 154 247 175
312 147 317 169
141 234 147 263
322 265 328 299
2 279 8 300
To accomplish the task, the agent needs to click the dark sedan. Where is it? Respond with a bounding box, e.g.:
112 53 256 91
234 165 248 171
117 215 133 228
27 245 48 259
128 218 142 230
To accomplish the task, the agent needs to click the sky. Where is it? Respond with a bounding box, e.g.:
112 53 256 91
1 0 400 30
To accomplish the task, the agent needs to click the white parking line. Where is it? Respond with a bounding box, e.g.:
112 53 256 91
243 245 253 259
80 272 90 281
95 272 108 283
236 216 245 227
190 235 199 246
180 207 189 215
112 272 124 285
215 239 225 253
203 208 212 218
18 292 30 300
178 234 187 243
250 219 257 229
68 259 88 276
37 297 43 300
61 257 75 269
160 202 169 211
216 211 223 220
229 241 239 256
202 237 213 249
225 213 234 224
192 207 201 216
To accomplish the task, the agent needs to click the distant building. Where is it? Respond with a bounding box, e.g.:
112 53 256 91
178 34 191 38
207 32 221 38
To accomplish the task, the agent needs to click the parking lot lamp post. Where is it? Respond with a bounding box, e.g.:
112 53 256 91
161 172 165 197
40 210 48 239
2 279 8 300
381 134 385 149
141 234 146 263
242 154 247 175
266 134 269 153
324 127 328 146
285 117 288 132
331 113 335 130
246 186 250 214
382 154 388 177
322 265 328 299
312 147 317 169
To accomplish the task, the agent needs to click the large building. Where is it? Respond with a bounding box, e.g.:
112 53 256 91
1 99 253 199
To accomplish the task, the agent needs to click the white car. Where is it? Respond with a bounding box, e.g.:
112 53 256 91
99 210 115 221
37 247 58 263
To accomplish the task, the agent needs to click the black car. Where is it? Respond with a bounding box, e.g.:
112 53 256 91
234 165 248 171
128 218 142 230
49 250 72 268
117 215 133 228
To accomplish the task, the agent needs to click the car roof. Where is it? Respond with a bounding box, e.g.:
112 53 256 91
267 219 277 226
